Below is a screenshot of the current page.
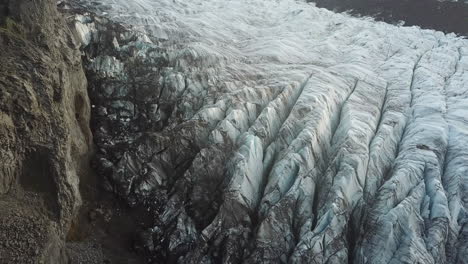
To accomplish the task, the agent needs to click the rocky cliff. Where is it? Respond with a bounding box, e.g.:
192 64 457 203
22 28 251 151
0 0 92 262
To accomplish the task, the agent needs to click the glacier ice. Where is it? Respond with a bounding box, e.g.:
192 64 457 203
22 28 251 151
67 0 468 262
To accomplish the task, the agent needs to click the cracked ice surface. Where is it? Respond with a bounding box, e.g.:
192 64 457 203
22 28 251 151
73 0 468 262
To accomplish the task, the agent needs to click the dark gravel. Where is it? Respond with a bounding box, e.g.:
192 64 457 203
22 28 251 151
309 0 468 36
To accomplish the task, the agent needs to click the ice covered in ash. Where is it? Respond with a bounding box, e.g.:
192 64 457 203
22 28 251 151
71 0 468 262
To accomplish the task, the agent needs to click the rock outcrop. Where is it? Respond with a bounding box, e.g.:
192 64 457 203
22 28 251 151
67 0 468 263
0 0 92 262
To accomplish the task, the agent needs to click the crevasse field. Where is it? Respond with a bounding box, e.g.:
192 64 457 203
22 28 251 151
74 0 468 262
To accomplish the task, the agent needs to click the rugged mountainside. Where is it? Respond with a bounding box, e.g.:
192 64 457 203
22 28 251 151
66 0 468 263
0 0 92 262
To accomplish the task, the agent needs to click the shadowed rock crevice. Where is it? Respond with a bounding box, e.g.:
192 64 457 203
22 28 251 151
20 148 60 217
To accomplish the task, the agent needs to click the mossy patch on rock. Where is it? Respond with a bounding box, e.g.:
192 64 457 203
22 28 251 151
0 17 26 39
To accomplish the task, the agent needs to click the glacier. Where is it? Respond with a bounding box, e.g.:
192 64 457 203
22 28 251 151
65 0 468 262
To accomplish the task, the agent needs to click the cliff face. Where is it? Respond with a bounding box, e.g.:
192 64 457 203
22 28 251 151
0 0 92 262
69 0 468 263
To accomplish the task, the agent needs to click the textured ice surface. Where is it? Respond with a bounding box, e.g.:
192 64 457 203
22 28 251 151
71 0 468 262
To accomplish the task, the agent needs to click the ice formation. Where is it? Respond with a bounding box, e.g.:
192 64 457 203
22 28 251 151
69 0 468 262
